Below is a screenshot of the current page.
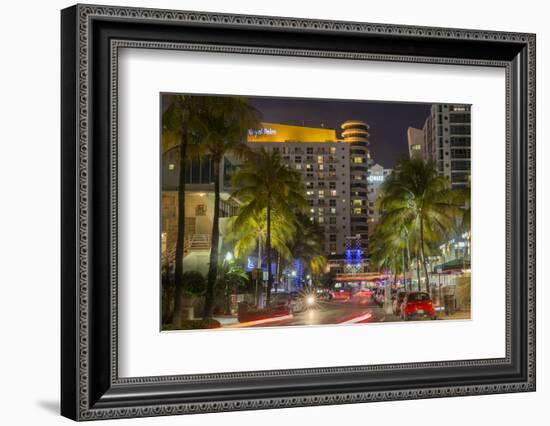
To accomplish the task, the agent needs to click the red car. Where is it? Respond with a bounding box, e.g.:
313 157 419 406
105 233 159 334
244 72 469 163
400 292 436 320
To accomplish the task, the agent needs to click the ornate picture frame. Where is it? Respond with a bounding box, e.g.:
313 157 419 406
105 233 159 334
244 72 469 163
61 4 535 421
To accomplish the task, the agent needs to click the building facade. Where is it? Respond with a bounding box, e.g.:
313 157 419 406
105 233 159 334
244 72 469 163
422 104 471 189
341 121 371 253
407 127 425 159
367 163 392 235
247 121 371 271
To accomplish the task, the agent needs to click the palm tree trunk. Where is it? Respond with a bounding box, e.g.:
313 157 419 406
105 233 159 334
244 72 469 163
256 239 262 306
266 197 273 306
203 159 221 319
419 218 431 294
415 248 421 292
171 129 188 326
276 251 280 291
405 235 412 291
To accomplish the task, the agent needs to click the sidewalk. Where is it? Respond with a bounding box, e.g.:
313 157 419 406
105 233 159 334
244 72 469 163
212 315 239 326
437 310 471 320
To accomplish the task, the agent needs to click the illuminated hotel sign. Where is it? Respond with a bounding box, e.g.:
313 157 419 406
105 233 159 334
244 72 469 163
248 127 277 137
247 122 337 143
367 175 385 182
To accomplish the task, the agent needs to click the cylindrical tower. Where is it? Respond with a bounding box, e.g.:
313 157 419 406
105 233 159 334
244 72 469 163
341 120 370 258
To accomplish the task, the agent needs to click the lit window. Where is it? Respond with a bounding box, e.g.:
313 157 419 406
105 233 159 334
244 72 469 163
330 190 337 197
168 163 175 170
330 147 336 155
317 155 324 163
354 208 362 215
318 190 325 199
295 164 302 170
353 157 364 163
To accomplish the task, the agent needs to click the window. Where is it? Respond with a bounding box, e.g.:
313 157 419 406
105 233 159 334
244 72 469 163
306 164 313 171
330 147 336 155
318 190 325 199
294 156 302 163
294 147 303 154
308 199 314 206
317 155 324 163
318 181 325 188
318 208 325 216
318 216 325 224
306 147 314 154
318 164 324 171
295 164 302 170
329 234 337 242
330 208 337 214
329 199 336 207
329 217 337 224
329 182 336 189
353 199 363 206
330 190 337 197
306 182 313 189
306 190 314 196
353 207 362 215
353 157 364 163
306 155 314 162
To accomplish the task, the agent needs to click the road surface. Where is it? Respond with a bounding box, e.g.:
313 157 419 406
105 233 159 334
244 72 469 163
240 293 391 328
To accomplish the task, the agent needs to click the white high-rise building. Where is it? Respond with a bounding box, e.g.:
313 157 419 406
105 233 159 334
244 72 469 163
422 104 471 189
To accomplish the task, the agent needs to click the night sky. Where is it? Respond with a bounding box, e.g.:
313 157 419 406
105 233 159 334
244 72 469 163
248 96 432 168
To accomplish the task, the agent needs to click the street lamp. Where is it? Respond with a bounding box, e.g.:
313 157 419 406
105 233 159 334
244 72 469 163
225 252 233 262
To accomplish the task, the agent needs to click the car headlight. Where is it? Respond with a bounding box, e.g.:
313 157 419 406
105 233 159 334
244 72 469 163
306 295 316 305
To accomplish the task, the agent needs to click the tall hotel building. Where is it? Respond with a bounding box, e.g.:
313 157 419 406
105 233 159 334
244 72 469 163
420 104 471 189
247 121 371 270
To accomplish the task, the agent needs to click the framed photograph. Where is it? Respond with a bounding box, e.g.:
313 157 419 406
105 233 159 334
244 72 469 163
61 4 536 421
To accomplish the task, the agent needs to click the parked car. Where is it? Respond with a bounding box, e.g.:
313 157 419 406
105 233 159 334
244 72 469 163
392 291 408 315
400 292 437 320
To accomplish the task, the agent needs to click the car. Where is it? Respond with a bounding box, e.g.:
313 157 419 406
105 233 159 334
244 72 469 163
392 291 408 315
400 292 437 320
330 287 351 301
315 289 333 301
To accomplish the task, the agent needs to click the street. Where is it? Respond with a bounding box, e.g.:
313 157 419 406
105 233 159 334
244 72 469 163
233 293 393 328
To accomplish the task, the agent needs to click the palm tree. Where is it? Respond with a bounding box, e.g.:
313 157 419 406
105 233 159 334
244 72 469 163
226 207 295 266
162 94 201 326
377 158 463 294
194 97 260 319
224 207 295 304
231 148 308 305
287 212 327 284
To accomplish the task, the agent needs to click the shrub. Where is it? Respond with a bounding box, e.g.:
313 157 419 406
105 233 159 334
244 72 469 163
162 318 221 331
